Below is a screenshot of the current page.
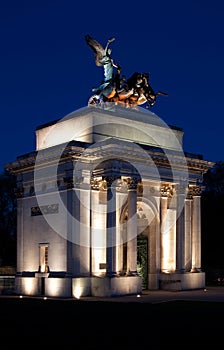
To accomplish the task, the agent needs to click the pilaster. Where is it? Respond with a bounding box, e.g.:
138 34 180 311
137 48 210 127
189 185 202 272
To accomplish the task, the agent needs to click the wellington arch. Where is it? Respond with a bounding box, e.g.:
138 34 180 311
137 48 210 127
5 104 214 297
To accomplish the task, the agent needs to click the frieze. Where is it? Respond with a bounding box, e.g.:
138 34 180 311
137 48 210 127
174 184 188 195
148 186 160 197
31 203 59 216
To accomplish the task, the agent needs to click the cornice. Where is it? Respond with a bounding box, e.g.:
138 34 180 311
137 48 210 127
5 139 214 175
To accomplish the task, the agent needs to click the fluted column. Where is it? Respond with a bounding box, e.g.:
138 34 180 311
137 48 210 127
148 185 161 290
149 192 160 274
126 178 138 275
160 195 168 273
160 184 176 273
190 186 202 272
184 198 192 271
105 176 117 276
175 184 186 273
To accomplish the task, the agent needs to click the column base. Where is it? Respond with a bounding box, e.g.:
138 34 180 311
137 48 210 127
175 269 186 274
126 270 138 276
106 271 117 277
191 267 202 272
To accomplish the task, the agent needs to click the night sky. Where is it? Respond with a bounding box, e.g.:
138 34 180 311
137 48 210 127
1 0 223 172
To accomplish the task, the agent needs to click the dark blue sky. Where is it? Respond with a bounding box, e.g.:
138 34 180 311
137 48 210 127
1 0 223 172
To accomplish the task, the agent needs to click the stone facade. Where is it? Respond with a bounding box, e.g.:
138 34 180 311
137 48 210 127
6 105 214 297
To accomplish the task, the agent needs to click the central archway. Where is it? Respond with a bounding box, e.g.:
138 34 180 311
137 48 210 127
137 234 148 289
120 196 158 288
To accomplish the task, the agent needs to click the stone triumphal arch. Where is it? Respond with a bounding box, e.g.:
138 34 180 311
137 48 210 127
6 105 214 297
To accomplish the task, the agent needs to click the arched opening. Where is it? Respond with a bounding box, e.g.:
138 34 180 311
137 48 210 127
120 197 157 288
137 234 148 289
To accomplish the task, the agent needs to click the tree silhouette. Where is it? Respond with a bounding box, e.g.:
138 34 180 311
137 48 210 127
0 170 16 266
201 160 224 283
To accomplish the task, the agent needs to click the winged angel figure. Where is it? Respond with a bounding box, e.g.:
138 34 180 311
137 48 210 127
85 34 167 108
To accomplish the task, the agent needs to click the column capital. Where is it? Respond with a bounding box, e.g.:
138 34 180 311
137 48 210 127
160 183 173 197
90 177 107 191
187 185 203 198
14 186 24 198
125 177 139 190
116 179 128 193
103 175 118 188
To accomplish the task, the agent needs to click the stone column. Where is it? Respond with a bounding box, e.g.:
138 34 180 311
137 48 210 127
160 184 176 272
105 176 117 276
149 194 160 274
79 170 91 276
175 185 186 273
160 195 168 273
184 198 192 271
116 190 126 274
148 186 161 290
126 178 138 275
190 186 202 272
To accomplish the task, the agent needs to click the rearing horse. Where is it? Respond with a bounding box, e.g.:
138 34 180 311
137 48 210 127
85 34 168 108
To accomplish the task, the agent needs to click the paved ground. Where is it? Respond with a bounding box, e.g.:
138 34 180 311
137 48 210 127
1 285 224 303
80 285 224 303
1 286 224 345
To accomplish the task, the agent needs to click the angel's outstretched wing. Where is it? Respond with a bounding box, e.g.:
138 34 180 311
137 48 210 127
85 34 105 66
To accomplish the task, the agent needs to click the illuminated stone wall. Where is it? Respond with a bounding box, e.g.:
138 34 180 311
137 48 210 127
6 105 214 297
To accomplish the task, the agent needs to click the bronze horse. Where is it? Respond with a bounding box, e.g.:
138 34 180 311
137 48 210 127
85 34 167 108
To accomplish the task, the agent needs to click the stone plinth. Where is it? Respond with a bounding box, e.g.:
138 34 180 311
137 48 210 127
159 272 205 291
90 276 142 297
36 105 183 151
